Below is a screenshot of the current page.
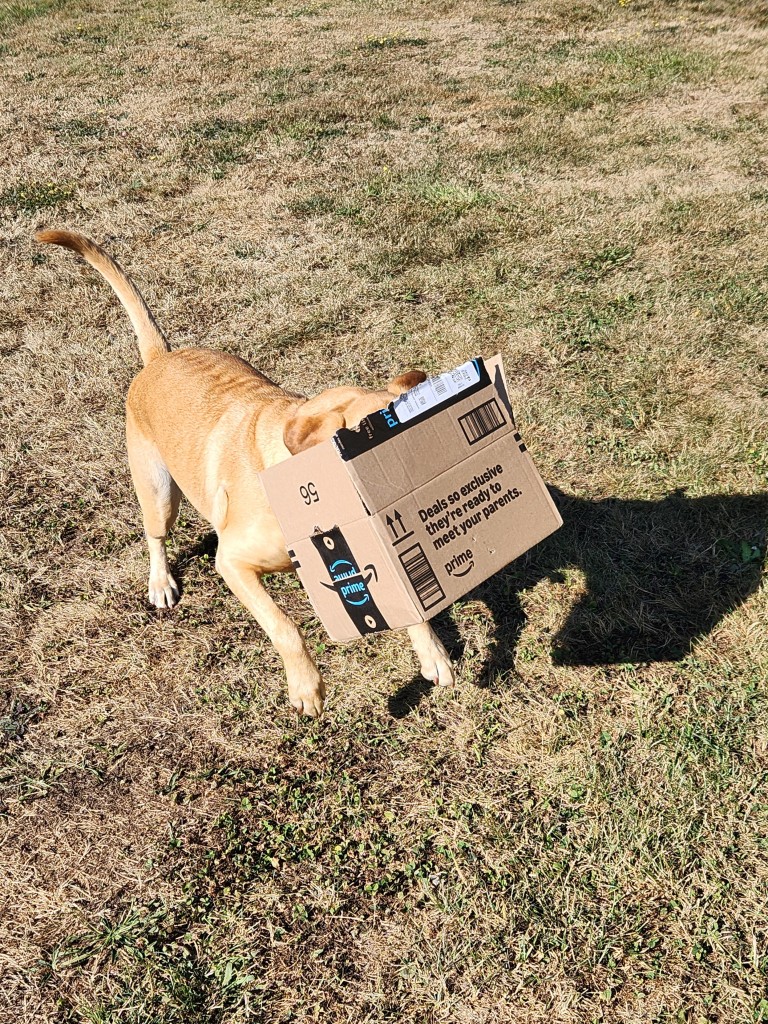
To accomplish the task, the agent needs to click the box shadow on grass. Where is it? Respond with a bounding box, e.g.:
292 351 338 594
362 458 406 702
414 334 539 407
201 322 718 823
449 488 768 674
167 489 767 707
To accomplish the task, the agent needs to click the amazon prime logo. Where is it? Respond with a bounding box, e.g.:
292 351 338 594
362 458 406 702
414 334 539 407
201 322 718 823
310 528 389 635
444 548 474 578
321 559 379 606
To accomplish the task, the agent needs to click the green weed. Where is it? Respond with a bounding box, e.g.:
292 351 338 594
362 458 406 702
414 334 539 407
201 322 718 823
0 179 75 212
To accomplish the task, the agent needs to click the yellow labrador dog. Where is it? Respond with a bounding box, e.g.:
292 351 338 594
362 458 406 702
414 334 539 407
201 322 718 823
37 230 454 716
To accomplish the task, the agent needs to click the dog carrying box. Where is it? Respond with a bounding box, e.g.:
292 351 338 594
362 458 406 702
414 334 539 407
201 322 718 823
260 355 562 642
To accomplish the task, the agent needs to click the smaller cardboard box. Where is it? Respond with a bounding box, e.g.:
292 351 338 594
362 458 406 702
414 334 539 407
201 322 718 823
260 355 562 642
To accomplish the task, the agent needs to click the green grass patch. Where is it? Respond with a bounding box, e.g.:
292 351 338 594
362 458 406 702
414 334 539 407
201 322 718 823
510 44 713 111
54 23 111 46
182 117 267 177
343 168 499 225
569 243 636 283
696 273 768 324
361 34 428 51
0 179 76 212
182 112 348 176
278 112 347 142
418 180 498 217
0 0 67 33
548 292 640 352
55 114 107 139
288 191 336 216
288 1 330 15
594 42 712 81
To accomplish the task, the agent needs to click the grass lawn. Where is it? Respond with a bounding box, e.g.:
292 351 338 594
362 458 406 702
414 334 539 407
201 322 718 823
1 0 767 1021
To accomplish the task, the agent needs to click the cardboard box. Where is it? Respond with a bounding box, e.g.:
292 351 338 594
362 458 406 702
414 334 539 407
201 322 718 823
260 355 562 642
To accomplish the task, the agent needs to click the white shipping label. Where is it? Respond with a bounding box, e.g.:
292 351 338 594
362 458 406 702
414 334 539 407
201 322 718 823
393 360 481 424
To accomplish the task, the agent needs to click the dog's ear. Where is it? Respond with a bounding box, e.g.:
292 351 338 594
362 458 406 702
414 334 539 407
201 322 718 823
283 407 345 455
387 370 427 396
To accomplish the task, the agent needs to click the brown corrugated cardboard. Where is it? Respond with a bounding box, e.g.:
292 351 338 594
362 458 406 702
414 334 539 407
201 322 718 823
260 355 562 642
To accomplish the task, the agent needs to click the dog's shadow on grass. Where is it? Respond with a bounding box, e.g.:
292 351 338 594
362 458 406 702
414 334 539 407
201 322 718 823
387 677 436 719
420 488 768 695
174 490 767 714
174 530 218 590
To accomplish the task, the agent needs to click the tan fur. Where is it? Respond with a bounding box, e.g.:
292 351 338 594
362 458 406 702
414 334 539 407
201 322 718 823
35 230 169 366
38 229 454 716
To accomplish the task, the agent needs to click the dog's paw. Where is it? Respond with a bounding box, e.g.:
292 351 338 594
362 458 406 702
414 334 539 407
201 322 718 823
288 673 326 719
417 639 455 687
408 624 455 688
420 651 454 687
148 572 180 609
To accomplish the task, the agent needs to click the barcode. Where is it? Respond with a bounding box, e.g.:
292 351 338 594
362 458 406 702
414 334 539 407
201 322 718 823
432 375 448 397
459 398 505 445
399 543 445 611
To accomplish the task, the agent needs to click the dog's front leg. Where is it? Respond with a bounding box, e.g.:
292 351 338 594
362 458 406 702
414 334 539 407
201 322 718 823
407 623 454 686
216 553 325 718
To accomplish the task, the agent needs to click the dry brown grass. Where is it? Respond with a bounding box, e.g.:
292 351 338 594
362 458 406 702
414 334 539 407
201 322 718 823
1 0 767 1022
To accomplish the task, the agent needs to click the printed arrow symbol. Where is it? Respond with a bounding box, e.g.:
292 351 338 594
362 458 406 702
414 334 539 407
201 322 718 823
386 510 405 537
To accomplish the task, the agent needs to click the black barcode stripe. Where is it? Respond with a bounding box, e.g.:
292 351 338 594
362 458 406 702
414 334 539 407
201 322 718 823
459 399 505 445
399 543 445 610
402 548 441 602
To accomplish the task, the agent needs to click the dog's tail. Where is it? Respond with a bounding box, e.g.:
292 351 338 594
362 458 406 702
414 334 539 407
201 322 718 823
36 229 170 366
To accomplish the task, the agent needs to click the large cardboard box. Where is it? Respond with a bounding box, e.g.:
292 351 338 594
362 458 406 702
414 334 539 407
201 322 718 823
260 355 562 642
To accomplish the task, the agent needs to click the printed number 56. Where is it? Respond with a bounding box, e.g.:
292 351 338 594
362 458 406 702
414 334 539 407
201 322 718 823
300 482 319 505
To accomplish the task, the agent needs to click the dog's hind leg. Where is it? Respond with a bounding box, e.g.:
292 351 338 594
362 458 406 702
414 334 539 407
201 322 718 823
126 421 182 609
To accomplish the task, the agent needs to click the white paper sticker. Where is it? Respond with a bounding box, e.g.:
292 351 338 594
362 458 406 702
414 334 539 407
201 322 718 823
392 360 481 424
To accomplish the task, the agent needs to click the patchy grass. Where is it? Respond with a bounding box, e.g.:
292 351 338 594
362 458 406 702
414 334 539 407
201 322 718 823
361 34 429 51
0 0 66 32
181 116 268 177
2 0 768 1022
0 180 76 213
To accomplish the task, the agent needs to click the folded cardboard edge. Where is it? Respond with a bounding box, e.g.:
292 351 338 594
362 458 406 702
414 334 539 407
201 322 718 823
333 357 491 462
341 353 512 517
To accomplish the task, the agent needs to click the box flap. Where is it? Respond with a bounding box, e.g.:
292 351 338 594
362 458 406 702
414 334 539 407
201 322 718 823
259 440 364 545
335 356 516 513
334 358 488 460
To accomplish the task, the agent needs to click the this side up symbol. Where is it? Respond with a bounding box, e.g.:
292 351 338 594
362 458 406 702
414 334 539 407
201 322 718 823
386 509 415 546
386 509 406 539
